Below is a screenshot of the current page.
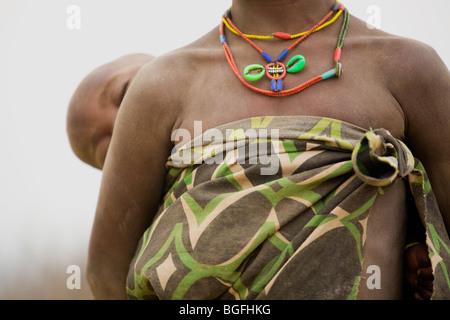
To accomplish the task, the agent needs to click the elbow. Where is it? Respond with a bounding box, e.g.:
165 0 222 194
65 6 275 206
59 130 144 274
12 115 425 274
85 259 104 300
86 256 128 300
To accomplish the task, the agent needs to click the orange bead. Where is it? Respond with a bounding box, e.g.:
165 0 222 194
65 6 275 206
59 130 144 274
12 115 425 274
334 48 342 62
273 32 292 40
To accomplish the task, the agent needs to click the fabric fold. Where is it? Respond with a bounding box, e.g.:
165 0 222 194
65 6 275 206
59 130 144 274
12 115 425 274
351 128 414 187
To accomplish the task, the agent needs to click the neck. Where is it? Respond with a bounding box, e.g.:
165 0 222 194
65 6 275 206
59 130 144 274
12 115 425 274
229 0 337 35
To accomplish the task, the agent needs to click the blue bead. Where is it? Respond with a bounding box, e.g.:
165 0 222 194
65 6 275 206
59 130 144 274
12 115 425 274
332 2 340 11
271 79 277 91
220 35 227 44
277 49 289 62
277 79 283 91
321 68 337 80
262 52 274 63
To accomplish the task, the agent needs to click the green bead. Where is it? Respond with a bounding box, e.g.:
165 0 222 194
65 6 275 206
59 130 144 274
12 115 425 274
244 64 265 81
286 55 306 73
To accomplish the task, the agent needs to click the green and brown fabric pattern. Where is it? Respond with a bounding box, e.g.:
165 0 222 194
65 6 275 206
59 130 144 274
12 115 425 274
126 116 450 300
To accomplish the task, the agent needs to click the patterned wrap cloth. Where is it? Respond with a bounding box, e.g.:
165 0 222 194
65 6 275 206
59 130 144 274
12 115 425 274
126 116 450 300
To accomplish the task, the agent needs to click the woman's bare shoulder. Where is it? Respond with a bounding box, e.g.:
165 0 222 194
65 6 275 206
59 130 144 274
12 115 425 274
348 15 445 75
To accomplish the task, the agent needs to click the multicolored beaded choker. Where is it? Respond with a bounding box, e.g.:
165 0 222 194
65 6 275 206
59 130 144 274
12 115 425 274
220 2 349 97
222 4 344 40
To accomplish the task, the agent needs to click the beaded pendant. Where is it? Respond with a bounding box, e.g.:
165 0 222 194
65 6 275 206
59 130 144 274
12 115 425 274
243 54 306 92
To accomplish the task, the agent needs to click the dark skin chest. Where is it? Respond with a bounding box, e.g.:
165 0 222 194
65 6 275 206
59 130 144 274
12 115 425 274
177 19 406 142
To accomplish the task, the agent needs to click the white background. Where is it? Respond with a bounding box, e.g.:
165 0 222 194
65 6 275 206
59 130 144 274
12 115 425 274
0 0 449 299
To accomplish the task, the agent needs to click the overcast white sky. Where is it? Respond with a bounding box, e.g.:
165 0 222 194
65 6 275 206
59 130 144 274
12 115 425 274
0 0 449 299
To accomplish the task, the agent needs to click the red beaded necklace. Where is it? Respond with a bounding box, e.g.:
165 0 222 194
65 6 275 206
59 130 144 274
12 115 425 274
220 3 349 97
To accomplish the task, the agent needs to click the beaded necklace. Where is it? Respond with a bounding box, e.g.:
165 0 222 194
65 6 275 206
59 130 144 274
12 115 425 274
223 4 343 40
220 2 349 97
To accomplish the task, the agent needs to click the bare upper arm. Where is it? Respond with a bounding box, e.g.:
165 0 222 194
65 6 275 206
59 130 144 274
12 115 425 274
87 58 180 298
388 38 450 232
